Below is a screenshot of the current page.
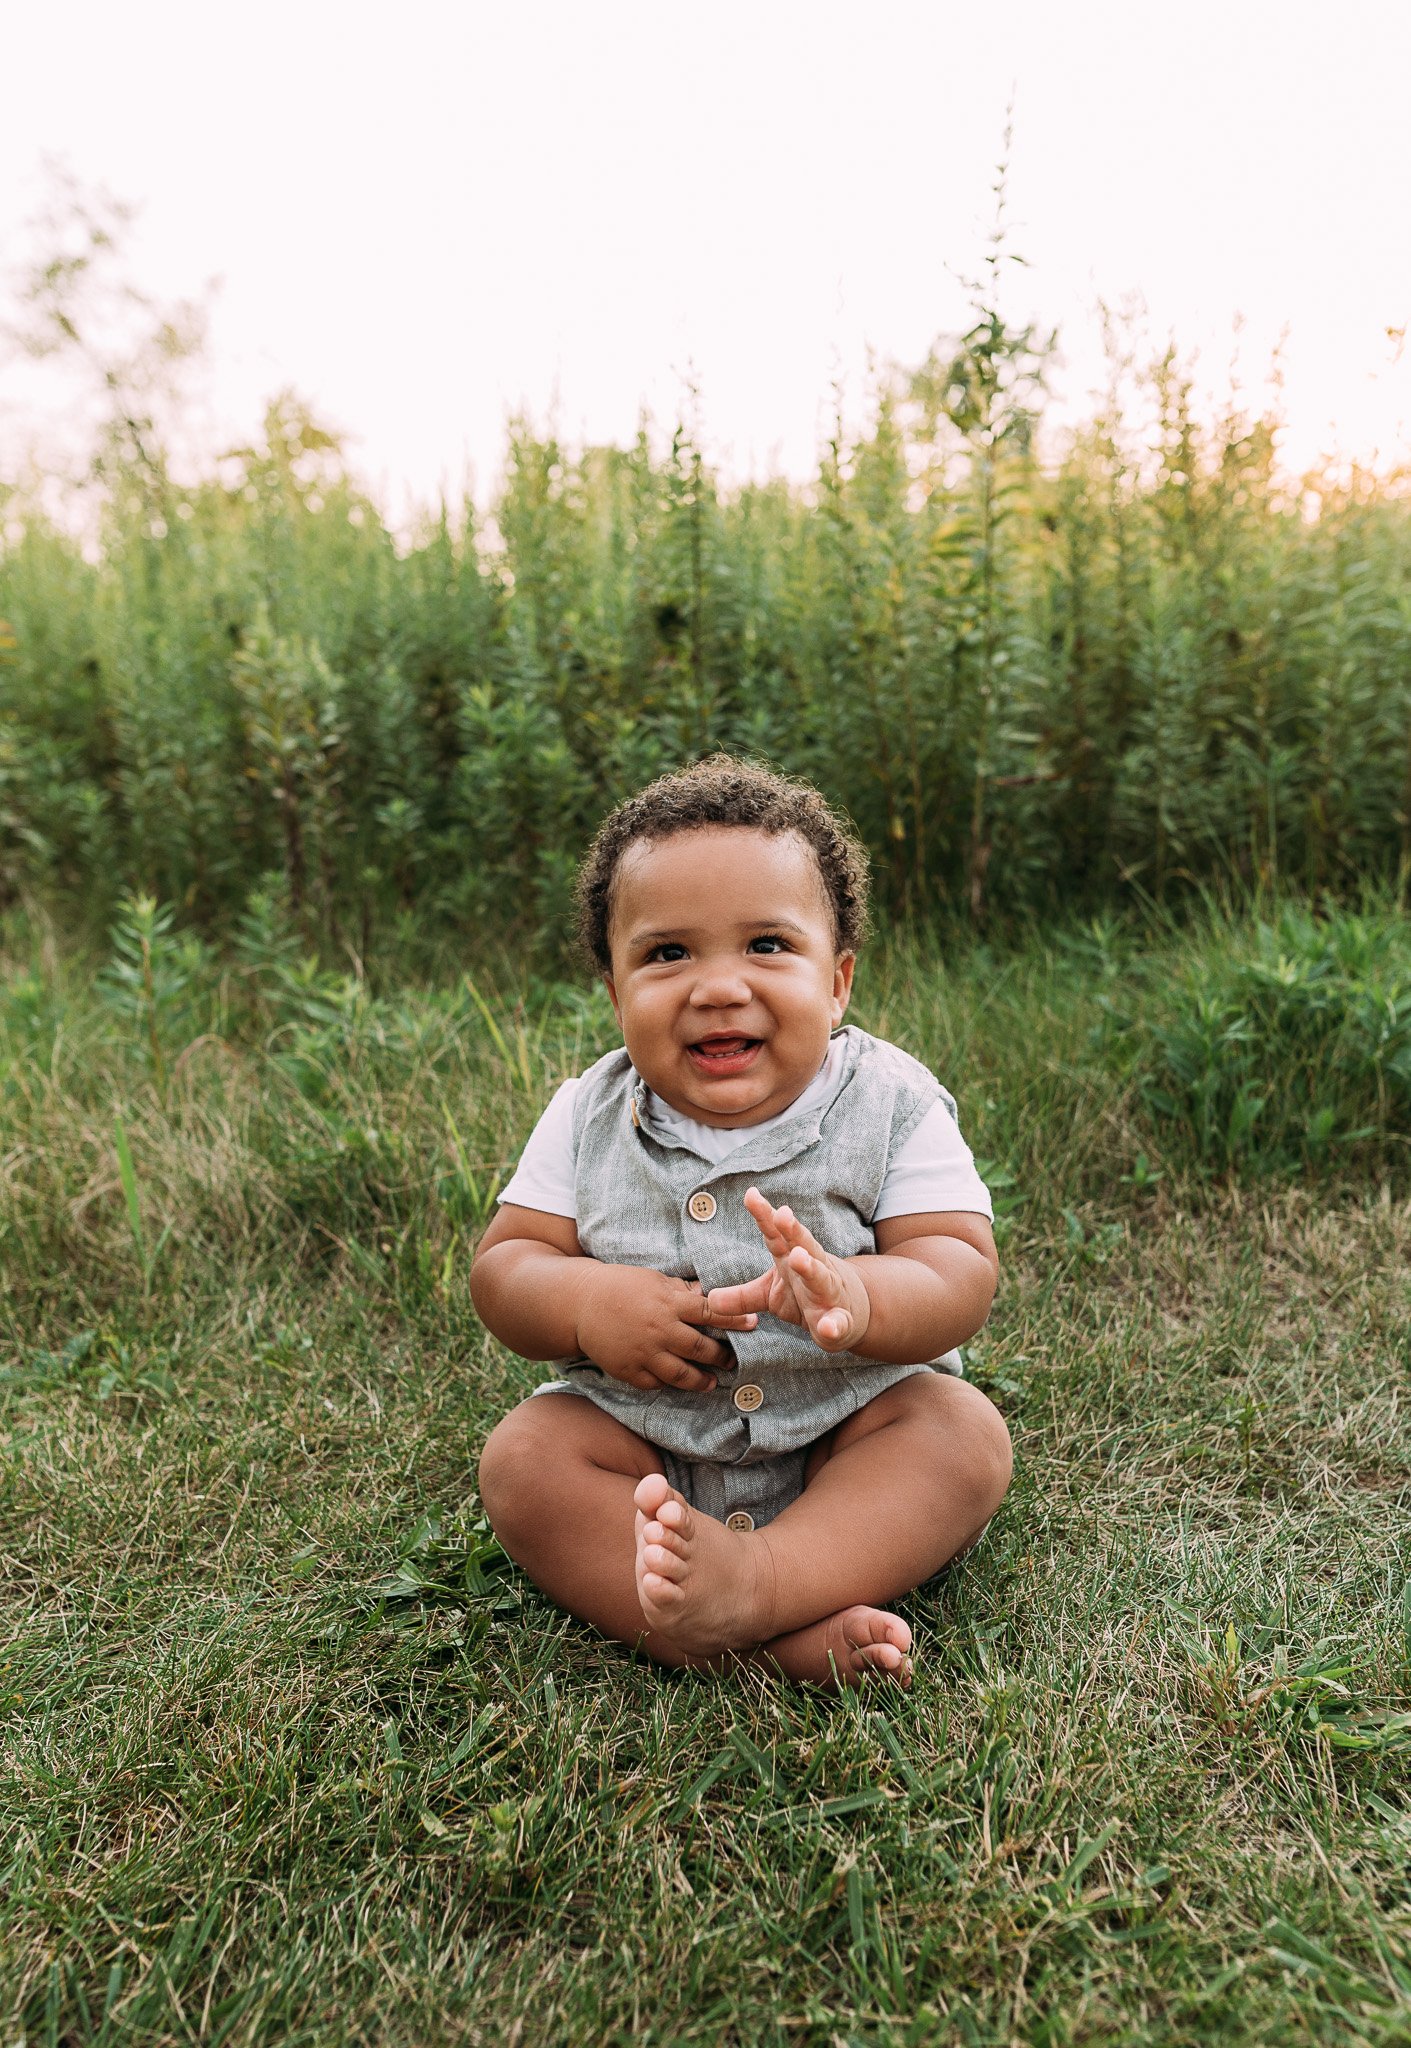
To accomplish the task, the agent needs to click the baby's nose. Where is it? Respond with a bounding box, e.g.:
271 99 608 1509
689 963 753 1006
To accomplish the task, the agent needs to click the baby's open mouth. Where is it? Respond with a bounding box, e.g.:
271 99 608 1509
687 1035 762 1073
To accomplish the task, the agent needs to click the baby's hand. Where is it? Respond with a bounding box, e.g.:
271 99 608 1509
575 1262 757 1392
706 1188 872 1353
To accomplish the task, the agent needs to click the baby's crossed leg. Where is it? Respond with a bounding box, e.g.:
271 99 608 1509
479 1377 1011 1686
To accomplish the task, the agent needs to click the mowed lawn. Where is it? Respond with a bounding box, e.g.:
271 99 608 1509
2 917 1409 2046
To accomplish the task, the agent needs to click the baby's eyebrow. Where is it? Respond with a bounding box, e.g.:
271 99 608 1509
629 917 810 947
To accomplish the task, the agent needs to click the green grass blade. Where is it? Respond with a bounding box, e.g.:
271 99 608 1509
113 1114 147 1275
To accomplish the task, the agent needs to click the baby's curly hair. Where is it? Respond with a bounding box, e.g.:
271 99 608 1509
576 755 872 970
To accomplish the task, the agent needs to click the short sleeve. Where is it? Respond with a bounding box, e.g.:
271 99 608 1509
496 1078 581 1218
872 1098 992 1222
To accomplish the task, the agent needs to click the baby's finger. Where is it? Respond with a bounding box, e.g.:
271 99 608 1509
776 1207 830 1261
615 1364 670 1390
676 1284 757 1332
651 1350 717 1392
743 1186 793 1256
670 1322 734 1371
703 1273 771 1320
787 1242 845 1303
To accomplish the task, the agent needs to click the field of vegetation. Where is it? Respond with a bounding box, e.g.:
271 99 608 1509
4 225 1411 950
3 197 1411 2041
1 896 1410 2044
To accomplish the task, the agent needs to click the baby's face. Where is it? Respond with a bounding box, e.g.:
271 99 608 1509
604 826 855 1127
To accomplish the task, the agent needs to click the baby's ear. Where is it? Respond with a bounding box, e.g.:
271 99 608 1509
832 952 856 1022
603 973 623 1027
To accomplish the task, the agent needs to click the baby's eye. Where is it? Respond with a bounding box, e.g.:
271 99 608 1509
748 934 789 955
648 943 688 963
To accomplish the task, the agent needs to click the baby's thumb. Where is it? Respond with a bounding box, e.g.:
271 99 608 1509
705 1271 772 1319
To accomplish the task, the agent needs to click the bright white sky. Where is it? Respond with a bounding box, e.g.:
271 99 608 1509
3 0 1409 515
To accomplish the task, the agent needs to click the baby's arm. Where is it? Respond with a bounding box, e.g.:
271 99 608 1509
707 1187 997 1362
471 1204 757 1392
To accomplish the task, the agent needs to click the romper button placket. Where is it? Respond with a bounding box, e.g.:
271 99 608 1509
725 1512 755 1533
733 1383 764 1412
687 1190 716 1222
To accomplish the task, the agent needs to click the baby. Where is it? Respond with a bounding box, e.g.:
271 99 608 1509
473 757 1011 1686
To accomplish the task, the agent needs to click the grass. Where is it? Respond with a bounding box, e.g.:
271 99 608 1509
2 905 1409 2045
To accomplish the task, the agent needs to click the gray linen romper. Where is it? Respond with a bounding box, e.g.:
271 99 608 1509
533 1025 965 1529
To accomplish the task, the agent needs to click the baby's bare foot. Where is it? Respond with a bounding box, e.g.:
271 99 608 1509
759 1606 914 1688
633 1474 773 1656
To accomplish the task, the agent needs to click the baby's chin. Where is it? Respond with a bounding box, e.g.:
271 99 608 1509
683 1103 782 1128
655 1075 811 1128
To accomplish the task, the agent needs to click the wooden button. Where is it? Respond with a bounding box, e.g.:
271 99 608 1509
725 1511 755 1533
687 1190 717 1222
732 1383 764 1412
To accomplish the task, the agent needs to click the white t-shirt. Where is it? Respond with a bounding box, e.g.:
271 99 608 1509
498 1037 992 1223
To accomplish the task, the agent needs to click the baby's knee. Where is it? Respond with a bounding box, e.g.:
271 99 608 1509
477 1403 548 1539
968 1391 1014 1510
911 1372 1013 1510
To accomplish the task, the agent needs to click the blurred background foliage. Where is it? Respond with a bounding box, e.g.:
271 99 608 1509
3 185 1411 958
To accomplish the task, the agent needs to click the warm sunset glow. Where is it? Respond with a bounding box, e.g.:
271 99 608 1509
3 0 1408 504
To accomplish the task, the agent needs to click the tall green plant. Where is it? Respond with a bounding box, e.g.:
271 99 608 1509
5 198 1411 946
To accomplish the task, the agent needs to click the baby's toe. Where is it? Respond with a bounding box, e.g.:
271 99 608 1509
641 1569 684 1606
643 1541 687 1581
655 1496 692 1537
634 1474 673 1520
853 1640 913 1686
